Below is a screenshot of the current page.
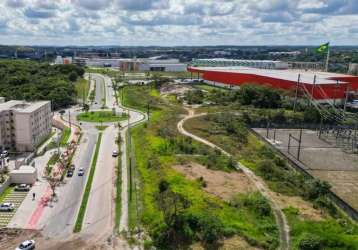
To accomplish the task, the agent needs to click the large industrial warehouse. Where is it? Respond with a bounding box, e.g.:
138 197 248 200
188 66 358 101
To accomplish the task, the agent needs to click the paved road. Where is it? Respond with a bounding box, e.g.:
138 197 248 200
41 131 97 239
92 74 106 109
82 74 146 239
177 107 290 250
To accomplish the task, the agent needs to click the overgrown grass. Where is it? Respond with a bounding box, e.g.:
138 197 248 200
77 111 128 123
284 207 358 250
60 127 71 146
75 78 89 104
73 133 102 233
124 85 279 249
184 113 358 249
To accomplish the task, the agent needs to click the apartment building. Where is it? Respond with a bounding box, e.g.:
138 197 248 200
0 100 52 152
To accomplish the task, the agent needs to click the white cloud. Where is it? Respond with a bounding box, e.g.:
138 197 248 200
0 0 356 45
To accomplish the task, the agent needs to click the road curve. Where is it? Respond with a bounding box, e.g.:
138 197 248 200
177 107 290 250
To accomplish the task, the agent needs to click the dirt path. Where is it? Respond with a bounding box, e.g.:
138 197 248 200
177 107 290 250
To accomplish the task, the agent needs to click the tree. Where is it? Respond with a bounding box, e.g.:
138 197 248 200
82 103 90 112
69 71 78 82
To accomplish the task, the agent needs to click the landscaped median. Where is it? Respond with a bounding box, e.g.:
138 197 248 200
73 132 103 233
77 111 128 123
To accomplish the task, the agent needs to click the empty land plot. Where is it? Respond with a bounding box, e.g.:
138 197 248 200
254 128 358 211
173 162 256 201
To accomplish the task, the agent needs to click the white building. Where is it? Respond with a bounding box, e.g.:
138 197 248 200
74 57 187 72
138 59 187 72
0 100 52 152
192 58 289 70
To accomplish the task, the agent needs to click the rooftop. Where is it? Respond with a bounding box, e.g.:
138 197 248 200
0 100 50 112
190 66 357 85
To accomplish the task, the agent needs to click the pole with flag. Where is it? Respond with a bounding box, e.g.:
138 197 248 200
316 42 330 72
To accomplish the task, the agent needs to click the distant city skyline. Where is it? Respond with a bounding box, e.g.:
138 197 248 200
0 0 358 46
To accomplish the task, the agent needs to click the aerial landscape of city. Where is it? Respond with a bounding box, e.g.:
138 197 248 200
0 0 358 250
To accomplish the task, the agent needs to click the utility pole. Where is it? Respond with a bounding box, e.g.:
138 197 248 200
297 128 303 161
310 75 317 106
343 85 350 117
293 74 301 112
325 47 330 72
68 110 72 130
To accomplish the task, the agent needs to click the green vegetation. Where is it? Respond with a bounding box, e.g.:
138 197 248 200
95 125 108 131
184 113 358 249
193 83 228 92
75 78 90 104
0 186 14 202
123 85 279 249
89 81 96 103
36 131 55 150
46 152 60 176
59 128 71 146
285 207 358 250
0 60 84 109
74 133 102 233
77 111 128 123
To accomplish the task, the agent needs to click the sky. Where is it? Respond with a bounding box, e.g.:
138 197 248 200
0 0 357 46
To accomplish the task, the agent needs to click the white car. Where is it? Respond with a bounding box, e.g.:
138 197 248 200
15 184 31 192
0 202 15 212
16 240 35 250
112 150 119 157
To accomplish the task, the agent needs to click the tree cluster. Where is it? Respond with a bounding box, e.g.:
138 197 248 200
0 60 85 109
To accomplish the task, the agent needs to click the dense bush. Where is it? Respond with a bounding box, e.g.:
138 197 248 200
239 84 283 108
298 234 323 250
0 60 84 109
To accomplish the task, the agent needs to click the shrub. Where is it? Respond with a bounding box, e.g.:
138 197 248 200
298 234 322 250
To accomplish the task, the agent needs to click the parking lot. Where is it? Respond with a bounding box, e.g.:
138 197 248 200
0 188 28 228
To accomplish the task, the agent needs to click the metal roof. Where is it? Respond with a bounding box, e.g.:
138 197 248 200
191 66 355 85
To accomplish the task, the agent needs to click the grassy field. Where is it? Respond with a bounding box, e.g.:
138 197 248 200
77 111 128 123
123 85 279 249
193 83 229 92
184 113 358 250
75 78 90 104
74 133 102 233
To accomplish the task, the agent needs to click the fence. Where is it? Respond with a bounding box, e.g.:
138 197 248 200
250 128 358 222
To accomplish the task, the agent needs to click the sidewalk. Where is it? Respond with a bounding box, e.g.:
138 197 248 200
8 149 56 229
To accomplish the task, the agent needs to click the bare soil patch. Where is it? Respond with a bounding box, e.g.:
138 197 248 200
272 193 324 221
191 236 261 250
173 162 256 201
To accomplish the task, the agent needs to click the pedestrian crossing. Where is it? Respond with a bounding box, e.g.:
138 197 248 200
0 190 28 228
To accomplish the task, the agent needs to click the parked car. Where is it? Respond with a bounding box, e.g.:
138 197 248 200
16 239 35 250
0 202 15 212
69 164 75 171
78 168 85 176
14 184 31 192
112 150 119 157
67 170 74 177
